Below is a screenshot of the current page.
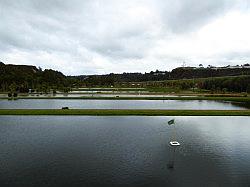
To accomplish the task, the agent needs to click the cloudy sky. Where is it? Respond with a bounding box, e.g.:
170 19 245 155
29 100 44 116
0 0 250 75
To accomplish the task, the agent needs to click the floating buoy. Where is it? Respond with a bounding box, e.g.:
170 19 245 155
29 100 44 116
170 141 180 146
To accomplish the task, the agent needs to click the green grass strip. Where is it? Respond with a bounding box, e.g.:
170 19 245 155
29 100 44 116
0 109 249 116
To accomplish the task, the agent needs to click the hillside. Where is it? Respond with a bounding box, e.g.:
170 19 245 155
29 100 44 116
0 62 70 93
1 62 250 93
79 65 250 86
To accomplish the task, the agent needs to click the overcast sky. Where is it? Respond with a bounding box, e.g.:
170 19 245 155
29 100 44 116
0 0 250 75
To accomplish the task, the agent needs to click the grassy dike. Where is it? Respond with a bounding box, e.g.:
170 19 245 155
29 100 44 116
0 109 250 116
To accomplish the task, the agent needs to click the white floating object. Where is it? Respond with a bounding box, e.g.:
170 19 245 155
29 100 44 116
170 141 180 146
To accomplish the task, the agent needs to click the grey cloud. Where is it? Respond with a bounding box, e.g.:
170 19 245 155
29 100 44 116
88 29 153 59
158 0 236 33
0 0 249 74
217 51 250 62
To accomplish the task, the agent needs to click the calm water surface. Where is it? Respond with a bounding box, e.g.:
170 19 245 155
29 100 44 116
0 99 248 109
0 116 250 186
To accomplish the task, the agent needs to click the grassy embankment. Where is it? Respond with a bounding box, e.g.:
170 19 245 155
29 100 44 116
72 88 146 91
0 109 250 116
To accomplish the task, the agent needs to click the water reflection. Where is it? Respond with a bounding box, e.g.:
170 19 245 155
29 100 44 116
0 99 248 109
0 116 250 186
167 147 177 169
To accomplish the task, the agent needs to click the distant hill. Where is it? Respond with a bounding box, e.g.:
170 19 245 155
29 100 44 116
0 62 70 93
1 61 250 93
78 65 250 86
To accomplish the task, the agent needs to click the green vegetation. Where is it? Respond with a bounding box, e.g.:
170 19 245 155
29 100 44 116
78 66 250 87
135 75 250 94
0 109 249 116
72 88 145 91
78 75 250 94
0 62 74 93
1 61 250 94
146 87 181 93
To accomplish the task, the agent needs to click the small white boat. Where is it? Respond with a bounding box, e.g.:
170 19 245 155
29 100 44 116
170 141 180 146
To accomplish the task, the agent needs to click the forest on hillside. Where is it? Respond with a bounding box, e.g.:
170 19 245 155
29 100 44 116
0 62 73 93
80 65 250 87
1 61 250 93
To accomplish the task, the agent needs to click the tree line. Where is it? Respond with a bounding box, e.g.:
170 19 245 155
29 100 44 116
0 62 75 93
78 66 250 87
1 61 250 94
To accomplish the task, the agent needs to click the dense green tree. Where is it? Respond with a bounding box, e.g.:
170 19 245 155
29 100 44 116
0 63 72 93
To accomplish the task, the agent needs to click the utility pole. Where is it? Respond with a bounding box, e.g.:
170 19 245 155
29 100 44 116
182 61 186 68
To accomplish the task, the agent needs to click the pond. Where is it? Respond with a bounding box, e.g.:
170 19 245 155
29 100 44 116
0 99 248 109
0 116 249 186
